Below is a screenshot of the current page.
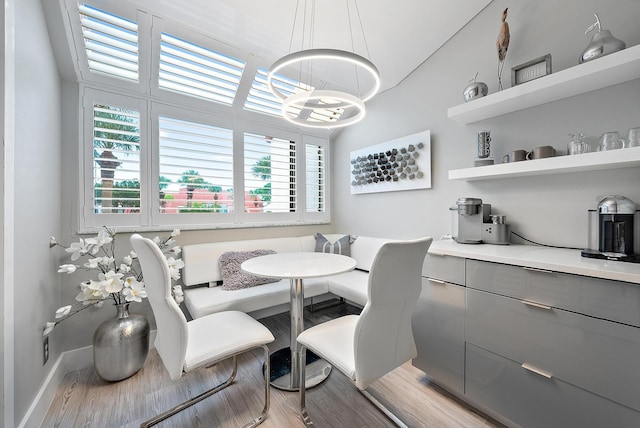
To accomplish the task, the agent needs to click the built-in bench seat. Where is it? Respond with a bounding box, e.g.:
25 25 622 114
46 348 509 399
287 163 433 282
181 234 391 319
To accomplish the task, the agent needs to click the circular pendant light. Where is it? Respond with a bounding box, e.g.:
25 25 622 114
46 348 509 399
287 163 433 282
267 0 378 129
267 48 380 105
281 89 366 128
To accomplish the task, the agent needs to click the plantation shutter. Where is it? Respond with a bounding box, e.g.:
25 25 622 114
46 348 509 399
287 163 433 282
305 143 326 213
244 133 297 213
243 67 307 118
79 4 139 82
92 105 141 214
158 117 234 214
159 33 246 105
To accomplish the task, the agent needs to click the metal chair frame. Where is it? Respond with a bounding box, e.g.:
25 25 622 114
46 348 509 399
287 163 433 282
141 346 270 428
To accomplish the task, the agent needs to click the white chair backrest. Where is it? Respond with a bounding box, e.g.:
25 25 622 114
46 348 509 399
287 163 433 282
353 237 432 389
130 234 188 380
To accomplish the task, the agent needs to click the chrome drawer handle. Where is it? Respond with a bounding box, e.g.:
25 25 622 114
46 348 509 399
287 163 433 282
520 300 552 310
523 266 553 274
427 278 446 285
521 363 553 379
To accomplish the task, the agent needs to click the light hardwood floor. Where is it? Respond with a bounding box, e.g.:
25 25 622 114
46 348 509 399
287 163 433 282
42 303 503 428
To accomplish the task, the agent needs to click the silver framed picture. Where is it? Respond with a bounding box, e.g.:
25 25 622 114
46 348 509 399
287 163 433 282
511 54 552 86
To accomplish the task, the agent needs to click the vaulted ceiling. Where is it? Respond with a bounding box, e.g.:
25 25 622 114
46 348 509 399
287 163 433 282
122 0 492 96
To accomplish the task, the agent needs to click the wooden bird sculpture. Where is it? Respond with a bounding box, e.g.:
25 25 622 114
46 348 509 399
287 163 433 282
496 7 510 89
496 8 510 61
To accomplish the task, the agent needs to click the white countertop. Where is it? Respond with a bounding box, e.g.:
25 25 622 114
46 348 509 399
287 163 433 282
429 239 640 284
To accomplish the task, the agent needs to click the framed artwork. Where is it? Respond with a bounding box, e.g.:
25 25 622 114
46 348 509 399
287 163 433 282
350 130 431 195
511 54 552 86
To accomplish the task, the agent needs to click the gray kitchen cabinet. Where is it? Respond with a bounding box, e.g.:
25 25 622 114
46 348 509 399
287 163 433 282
412 254 466 394
466 259 640 427
466 343 640 428
414 244 640 427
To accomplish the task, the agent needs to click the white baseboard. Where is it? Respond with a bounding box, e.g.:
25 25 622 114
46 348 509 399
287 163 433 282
19 331 157 428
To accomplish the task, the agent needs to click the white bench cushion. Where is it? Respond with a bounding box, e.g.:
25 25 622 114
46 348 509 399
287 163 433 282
326 270 369 307
181 234 392 319
182 237 305 286
184 278 330 319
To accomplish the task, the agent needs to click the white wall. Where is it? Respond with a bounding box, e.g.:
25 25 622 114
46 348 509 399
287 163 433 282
12 0 62 423
332 0 640 247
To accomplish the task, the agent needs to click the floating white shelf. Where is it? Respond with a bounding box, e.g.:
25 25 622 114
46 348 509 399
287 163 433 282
448 44 640 124
448 147 640 181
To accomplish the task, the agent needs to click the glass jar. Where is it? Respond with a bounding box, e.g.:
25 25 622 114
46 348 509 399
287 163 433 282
568 133 590 155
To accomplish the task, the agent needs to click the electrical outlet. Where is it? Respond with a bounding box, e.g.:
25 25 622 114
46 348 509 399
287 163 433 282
43 336 49 365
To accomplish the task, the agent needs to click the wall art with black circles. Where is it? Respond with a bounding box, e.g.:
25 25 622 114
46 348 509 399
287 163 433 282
350 130 431 194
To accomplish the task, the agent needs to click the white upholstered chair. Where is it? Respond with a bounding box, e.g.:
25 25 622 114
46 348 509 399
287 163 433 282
297 237 432 427
130 234 275 428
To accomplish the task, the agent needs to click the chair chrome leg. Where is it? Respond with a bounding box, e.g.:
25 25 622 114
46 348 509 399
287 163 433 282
359 389 409 428
141 347 271 428
241 345 271 428
298 346 314 426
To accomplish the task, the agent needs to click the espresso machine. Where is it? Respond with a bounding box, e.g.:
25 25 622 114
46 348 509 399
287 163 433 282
582 195 639 262
451 197 510 244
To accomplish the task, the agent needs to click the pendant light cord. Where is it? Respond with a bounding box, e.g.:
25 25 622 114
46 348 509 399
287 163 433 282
346 1 361 97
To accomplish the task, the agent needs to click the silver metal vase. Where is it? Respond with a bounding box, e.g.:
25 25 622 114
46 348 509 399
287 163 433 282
93 303 150 382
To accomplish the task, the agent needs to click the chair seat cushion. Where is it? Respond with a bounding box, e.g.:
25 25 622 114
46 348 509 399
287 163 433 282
184 311 274 372
297 314 359 381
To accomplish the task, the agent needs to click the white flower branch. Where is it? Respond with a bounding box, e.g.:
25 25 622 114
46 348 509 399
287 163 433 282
44 227 184 337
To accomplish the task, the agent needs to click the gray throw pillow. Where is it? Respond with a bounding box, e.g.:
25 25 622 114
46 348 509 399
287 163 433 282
219 249 279 291
314 233 354 256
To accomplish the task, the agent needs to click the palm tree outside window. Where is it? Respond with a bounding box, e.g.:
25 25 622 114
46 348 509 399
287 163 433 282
92 105 141 213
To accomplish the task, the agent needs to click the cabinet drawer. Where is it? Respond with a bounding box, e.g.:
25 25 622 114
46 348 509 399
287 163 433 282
412 278 465 394
423 253 465 285
466 343 640 428
467 288 640 411
466 259 640 327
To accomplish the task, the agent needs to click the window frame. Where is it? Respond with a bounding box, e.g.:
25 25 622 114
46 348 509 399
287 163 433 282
73 1 331 233
81 87 149 229
149 15 250 114
151 102 237 229
65 0 150 94
237 122 301 226
302 134 331 223
79 88 331 233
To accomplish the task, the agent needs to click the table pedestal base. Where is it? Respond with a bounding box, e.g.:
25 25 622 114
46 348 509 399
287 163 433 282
267 347 332 391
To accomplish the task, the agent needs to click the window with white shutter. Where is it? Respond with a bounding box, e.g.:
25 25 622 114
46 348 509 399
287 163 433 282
243 68 347 125
158 116 234 215
78 3 139 82
73 2 331 232
305 143 326 213
244 133 296 214
243 67 308 118
159 33 245 105
92 104 141 214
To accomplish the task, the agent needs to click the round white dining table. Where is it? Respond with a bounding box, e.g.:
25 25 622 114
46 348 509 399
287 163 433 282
241 252 356 391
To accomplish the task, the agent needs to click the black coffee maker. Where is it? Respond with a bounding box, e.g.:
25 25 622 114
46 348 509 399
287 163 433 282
582 195 639 262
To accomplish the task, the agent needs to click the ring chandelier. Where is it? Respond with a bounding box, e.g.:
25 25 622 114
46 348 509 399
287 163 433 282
281 89 366 128
267 0 379 129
